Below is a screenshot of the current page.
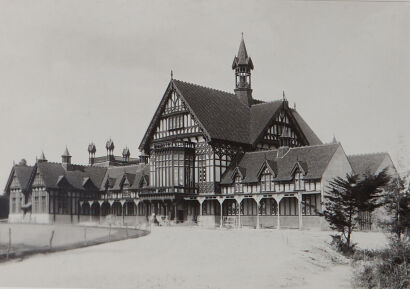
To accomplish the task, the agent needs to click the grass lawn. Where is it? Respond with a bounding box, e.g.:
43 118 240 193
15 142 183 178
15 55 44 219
0 223 147 260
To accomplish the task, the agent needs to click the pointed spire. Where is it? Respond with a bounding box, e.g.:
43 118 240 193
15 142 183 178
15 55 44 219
62 146 71 157
282 90 286 101
233 34 253 69
232 34 254 106
332 134 337 144
171 70 173 80
38 151 47 162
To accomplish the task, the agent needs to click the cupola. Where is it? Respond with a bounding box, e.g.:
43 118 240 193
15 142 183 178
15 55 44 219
232 34 254 106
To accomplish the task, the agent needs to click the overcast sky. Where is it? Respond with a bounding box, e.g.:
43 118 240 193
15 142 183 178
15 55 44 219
0 0 409 189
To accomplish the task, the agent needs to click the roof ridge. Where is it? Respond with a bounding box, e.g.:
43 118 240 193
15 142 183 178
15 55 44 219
246 149 278 155
251 99 282 107
292 142 340 150
173 79 236 97
348 152 388 157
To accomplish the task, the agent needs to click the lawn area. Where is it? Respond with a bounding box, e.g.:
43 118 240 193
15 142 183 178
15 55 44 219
0 223 148 260
0 226 387 289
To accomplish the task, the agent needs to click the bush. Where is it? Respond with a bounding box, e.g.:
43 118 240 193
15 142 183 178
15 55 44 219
352 236 409 289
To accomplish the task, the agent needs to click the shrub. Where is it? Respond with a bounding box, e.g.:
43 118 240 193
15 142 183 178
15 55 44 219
352 236 409 289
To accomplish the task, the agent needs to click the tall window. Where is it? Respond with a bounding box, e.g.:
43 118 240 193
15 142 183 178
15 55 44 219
302 194 320 216
11 197 16 213
260 168 275 192
34 196 39 213
196 143 214 183
234 175 242 193
294 170 305 191
41 196 46 213
150 143 195 191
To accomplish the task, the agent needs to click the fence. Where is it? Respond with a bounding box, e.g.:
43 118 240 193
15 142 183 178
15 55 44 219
0 223 150 262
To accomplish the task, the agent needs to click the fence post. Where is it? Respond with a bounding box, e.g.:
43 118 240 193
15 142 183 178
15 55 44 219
49 230 55 250
108 224 112 241
6 228 11 260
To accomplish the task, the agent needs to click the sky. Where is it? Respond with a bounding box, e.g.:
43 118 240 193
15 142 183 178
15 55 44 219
0 0 409 190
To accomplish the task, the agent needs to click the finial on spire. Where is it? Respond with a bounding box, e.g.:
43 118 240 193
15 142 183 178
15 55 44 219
282 90 286 101
171 70 173 80
241 32 244 39
332 134 337 144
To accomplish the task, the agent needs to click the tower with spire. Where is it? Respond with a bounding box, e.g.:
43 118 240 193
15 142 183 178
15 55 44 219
232 33 254 106
61 146 72 170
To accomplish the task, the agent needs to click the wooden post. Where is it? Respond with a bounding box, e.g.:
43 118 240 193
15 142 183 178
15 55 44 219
220 201 223 228
174 200 177 223
277 202 280 229
89 201 92 223
274 196 283 230
49 230 55 249
217 198 224 228
6 228 11 260
256 200 260 229
234 196 243 229
298 193 303 230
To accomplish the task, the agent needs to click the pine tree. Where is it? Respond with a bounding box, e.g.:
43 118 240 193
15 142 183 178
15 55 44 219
323 169 390 251
382 176 410 238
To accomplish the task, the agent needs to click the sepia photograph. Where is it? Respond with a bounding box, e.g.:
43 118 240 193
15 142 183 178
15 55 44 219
0 0 409 288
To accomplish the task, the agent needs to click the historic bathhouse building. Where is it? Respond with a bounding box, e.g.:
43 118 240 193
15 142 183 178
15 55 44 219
4 37 397 229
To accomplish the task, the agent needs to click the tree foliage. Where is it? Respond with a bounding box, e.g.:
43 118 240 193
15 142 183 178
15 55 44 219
382 176 410 238
323 169 390 251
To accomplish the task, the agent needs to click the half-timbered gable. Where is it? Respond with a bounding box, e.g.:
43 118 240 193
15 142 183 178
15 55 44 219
153 89 202 142
251 101 321 150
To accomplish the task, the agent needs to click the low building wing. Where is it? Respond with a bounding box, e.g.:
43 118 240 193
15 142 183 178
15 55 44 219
221 143 340 185
348 153 398 178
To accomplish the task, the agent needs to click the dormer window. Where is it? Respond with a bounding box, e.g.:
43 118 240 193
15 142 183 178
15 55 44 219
234 174 242 193
294 170 304 191
260 168 275 192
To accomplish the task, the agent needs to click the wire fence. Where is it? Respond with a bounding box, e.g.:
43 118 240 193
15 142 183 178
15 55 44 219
0 223 150 262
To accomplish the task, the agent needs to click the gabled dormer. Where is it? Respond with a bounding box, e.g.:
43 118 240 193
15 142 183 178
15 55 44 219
56 175 70 188
257 160 277 192
120 175 131 190
291 161 307 191
82 177 96 190
32 168 45 187
139 175 149 188
104 177 116 190
232 167 246 193
10 173 21 189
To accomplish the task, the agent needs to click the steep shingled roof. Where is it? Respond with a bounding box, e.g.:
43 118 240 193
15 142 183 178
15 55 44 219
36 162 107 191
173 80 250 144
289 109 322 146
348 153 390 176
221 143 340 184
100 163 149 191
139 79 322 150
13 165 34 191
